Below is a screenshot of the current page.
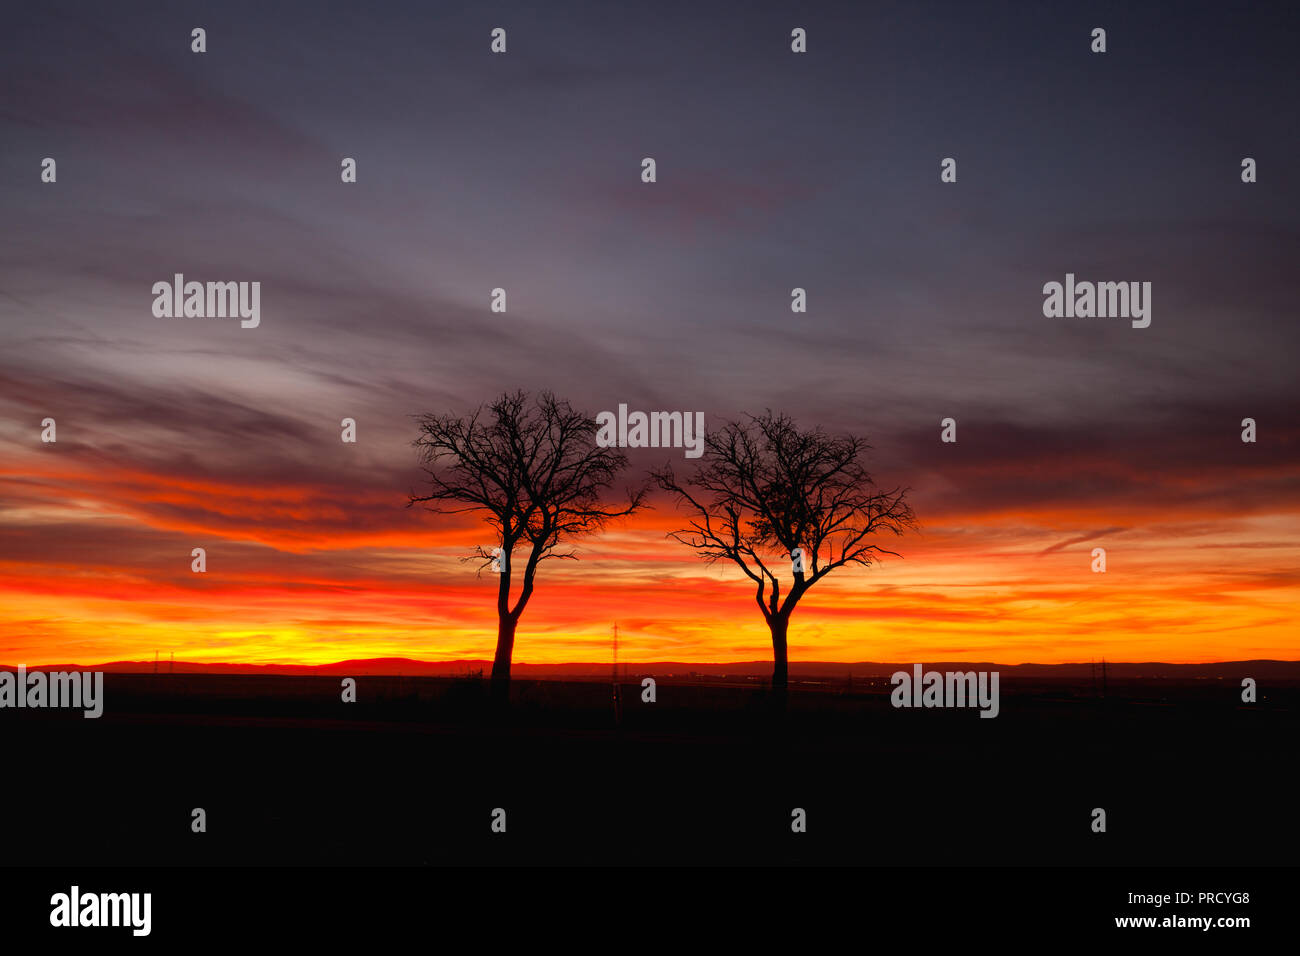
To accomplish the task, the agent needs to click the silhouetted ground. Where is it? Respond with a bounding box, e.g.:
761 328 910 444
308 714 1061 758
4 673 1296 865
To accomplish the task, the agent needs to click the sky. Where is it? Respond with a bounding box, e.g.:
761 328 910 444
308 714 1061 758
1 0 1297 666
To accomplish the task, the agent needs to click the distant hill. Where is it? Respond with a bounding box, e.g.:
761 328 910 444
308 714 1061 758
4 658 1299 679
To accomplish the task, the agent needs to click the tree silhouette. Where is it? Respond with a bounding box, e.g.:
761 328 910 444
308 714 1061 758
410 391 646 696
653 411 916 693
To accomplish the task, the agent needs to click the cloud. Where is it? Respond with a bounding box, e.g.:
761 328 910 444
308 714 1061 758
1036 526 1128 557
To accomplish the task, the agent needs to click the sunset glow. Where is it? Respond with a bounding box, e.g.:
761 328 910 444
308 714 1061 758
3 438 1296 666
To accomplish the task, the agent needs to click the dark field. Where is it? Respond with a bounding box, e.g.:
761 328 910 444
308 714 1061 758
4 672 1296 866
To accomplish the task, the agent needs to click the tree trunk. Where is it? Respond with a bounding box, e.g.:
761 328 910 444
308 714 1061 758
769 614 789 691
491 614 516 701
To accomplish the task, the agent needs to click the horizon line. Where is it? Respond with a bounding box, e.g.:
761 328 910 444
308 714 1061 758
3 656 1297 671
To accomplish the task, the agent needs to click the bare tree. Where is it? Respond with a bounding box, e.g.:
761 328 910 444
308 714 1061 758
410 391 646 696
653 411 916 693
